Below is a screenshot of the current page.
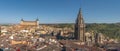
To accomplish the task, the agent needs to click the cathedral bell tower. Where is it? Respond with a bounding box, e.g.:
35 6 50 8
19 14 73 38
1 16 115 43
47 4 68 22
74 8 85 42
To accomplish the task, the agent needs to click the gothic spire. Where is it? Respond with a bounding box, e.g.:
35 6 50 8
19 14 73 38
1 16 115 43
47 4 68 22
74 8 85 42
36 17 39 21
76 8 84 24
21 18 24 21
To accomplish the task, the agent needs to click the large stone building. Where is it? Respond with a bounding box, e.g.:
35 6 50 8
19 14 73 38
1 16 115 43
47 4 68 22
20 19 39 26
19 19 39 30
74 8 85 42
74 8 107 46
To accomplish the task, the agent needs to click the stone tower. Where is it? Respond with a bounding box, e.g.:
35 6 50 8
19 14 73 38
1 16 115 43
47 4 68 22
36 18 39 26
0 26 1 35
74 8 85 42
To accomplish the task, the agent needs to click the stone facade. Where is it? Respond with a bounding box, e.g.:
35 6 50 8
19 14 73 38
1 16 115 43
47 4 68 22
0 26 1 35
74 8 85 42
20 19 39 26
19 19 39 30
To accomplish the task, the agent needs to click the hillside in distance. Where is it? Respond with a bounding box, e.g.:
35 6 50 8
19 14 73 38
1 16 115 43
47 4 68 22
86 23 120 40
42 23 120 40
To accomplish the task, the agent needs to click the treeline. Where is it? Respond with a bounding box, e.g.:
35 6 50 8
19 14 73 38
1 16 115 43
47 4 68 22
43 23 120 40
86 23 120 40
42 23 74 29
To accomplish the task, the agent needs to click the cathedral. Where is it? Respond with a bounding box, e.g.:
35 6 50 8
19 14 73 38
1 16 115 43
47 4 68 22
74 8 106 46
74 8 85 42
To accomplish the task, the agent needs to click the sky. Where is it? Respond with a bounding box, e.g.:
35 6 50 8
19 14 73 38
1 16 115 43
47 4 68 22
0 0 120 24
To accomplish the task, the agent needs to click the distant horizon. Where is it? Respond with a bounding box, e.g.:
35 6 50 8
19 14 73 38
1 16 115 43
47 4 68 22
0 0 120 23
1 22 120 25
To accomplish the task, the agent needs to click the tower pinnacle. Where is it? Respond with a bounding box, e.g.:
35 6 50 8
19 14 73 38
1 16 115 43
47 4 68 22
74 8 85 42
